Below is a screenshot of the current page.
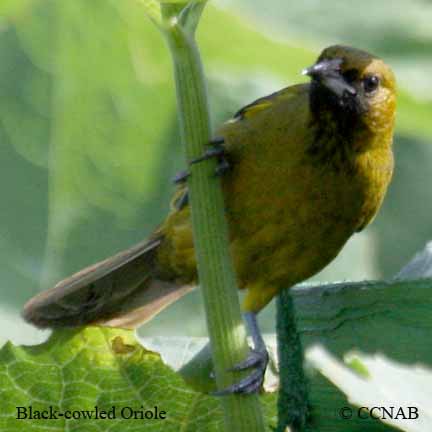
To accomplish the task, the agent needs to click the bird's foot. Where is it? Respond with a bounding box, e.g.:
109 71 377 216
191 136 230 177
173 137 229 184
212 347 269 395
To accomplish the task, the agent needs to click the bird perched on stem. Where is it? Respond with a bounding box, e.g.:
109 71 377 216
23 45 396 394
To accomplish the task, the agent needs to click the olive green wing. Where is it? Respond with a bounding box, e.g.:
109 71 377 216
231 84 305 121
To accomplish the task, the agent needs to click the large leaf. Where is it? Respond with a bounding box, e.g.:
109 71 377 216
0 326 277 431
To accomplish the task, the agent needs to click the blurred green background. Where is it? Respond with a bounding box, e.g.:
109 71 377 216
1 0 431 345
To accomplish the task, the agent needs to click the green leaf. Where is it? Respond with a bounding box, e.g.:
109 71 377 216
306 346 432 432
279 276 432 431
0 327 277 431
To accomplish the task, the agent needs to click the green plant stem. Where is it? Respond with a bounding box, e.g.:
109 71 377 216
276 290 309 432
160 3 265 431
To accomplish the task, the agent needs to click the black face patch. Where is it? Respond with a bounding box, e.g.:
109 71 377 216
307 81 371 163
310 79 363 114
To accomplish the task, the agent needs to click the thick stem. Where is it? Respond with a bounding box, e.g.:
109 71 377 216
161 4 265 431
276 290 309 431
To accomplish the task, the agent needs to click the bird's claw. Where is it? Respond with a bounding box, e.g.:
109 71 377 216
212 348 269 396
190 145 225 165
190 137 230 177
172 137 228 185
229 348 268 372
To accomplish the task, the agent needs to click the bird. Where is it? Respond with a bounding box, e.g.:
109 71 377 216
23 45 396 394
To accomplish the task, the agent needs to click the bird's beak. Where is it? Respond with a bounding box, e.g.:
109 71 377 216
303 58 357 99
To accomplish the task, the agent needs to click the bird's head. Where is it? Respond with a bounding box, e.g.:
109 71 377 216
304 45 396 134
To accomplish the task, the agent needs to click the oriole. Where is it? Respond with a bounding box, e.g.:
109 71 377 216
23 45 396 394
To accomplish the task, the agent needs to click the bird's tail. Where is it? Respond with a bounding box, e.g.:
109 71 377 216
22 237 194 329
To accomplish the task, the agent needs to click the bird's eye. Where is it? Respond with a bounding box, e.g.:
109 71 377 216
363 75 380 93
